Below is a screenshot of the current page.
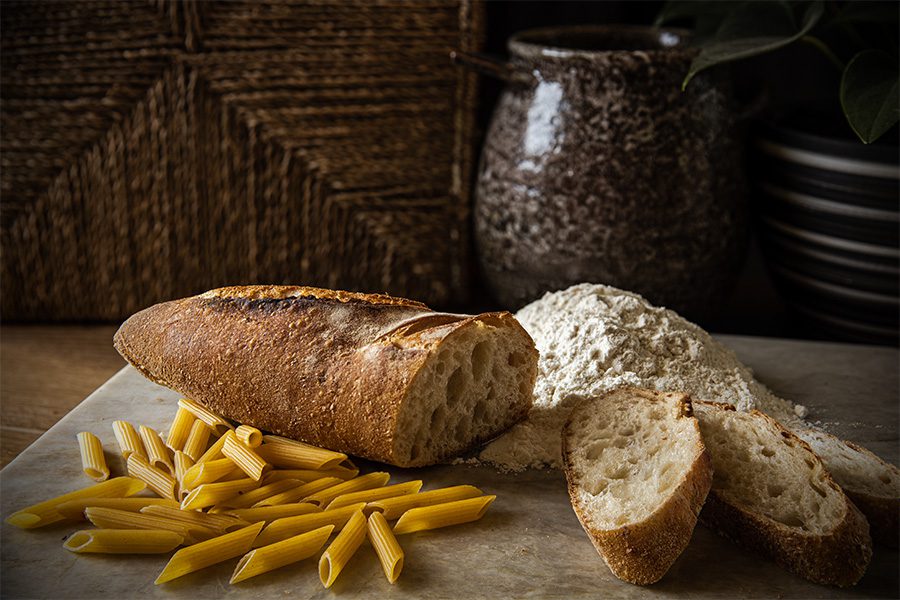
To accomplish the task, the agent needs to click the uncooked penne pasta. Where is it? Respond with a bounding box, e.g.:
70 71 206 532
327 480 423 511
392 495 496 535
262 466 359 484
85 506 216 544
253 502 366 548
223 435 270 481
139 425 175 475
222 502 321 525
77 432 110 482
181 477 259 510
230 524 333 584
368 511 403 583
196 430 235 465
112 420 146 461
140 505 249 534
56 497 179 521
182 420 212 461
127 454 177 500
319 510 367 588
64 529 184 554
253 477 342 508
215 480 303 510
155 522 264 584
5 477 146 529
304 472 390 507
181 457 239 490
178 398 233 436
235 425 263 448
368 485 483 520
166 407 195 451
257 436 347 470
173 451 194 486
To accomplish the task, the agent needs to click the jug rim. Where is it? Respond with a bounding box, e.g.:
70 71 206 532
509 25 694 60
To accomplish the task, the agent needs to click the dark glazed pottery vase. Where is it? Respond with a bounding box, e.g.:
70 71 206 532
473 26 747 318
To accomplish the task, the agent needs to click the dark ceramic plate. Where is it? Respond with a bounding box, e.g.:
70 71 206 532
791 303 899 345
755 157 900 207
760 217 900 261
760 202 898 246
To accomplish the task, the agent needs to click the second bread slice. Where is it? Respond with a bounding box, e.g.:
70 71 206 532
562 387 713 585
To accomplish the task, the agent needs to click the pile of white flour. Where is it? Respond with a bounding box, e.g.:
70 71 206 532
479 283 808 472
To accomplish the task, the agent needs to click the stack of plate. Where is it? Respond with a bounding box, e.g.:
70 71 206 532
753 123 899 345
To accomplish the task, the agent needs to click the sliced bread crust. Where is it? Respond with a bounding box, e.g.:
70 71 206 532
694 401 872 587
796 428 900 548
562 388 712 585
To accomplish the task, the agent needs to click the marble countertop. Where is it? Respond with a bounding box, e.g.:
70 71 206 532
1 335 897 599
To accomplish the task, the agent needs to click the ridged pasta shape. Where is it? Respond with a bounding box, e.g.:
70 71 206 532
182 420 212 462
77 431 109 482
253 502 367 548
222 502 321 525
368 485 483 520
166 407 195 451
222 435 270 481
319 510 367 588
127 454 177 500
392 496 496 535
85 506 217 544
181 478 260 511
5 477 146 529
215 480 303 510
235 425 263 448
173 451 194 487
262 466 359 484
112 421 146 461
253 477 342 508
304 472 390 507
177 398 234 436
326 480 422 511
196 430 235 465
181 457 240 490
257 436 348 470
155 522 264 584
64 529 184 554
140 505 249 534
56 497 179 521
368 511 404 583
230 525 334 584
139 425 175 475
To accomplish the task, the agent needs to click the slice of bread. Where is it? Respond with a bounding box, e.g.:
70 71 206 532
796 429 900 548
693 401 872 587
562 388 712 585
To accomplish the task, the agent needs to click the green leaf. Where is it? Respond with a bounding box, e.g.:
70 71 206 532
840 50 899 143
682 1 825 89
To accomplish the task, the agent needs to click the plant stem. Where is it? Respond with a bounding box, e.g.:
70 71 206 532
800 35 846 71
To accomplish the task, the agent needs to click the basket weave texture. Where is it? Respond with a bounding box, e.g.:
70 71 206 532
1 0 482 320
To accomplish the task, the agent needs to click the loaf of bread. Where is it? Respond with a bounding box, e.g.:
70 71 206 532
562 388 712 585
693 401 872 587
114 286 538 467
796 428 899 548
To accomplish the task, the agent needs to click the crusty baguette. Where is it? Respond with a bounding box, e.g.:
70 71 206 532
796 428 899 548
693 401 872 587
114 285 538 467
562 388 712 585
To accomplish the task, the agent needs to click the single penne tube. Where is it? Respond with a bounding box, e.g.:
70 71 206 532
368 511 404 583
368 485 483 520
181 457 240 490
77 431 110 482
262 466 359 485
257 437 347 470
57 497 180 521
139 425 175 475
231 525 334 584
182 420 212 461
235 425 263 448
222 502 321 524
181 478 260 511
127 454 177 500
304 472 390 507
5 477 146 529
222 435 270 481
140 505 249 534
392 495 496 535
215 480 303 510
112 420 147 461
253 477 342 508
173 451 194 486
155 522 264 584
196 430 235 465
64 529 184 554
253 502 366 548
85 506 216 544
177 398 234 436
319 510 367 588
166 407 195 451
327 480 423 511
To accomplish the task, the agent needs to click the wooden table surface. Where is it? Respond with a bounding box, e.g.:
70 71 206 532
0 325 125 466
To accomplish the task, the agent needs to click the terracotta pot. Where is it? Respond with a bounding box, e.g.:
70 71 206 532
468 25 748 318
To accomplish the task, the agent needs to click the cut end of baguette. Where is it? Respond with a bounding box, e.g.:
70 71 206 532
392 314 538 467
562 388 712 585
694 401 873 587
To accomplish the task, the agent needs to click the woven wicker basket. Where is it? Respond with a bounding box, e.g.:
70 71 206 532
1 0 483 320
